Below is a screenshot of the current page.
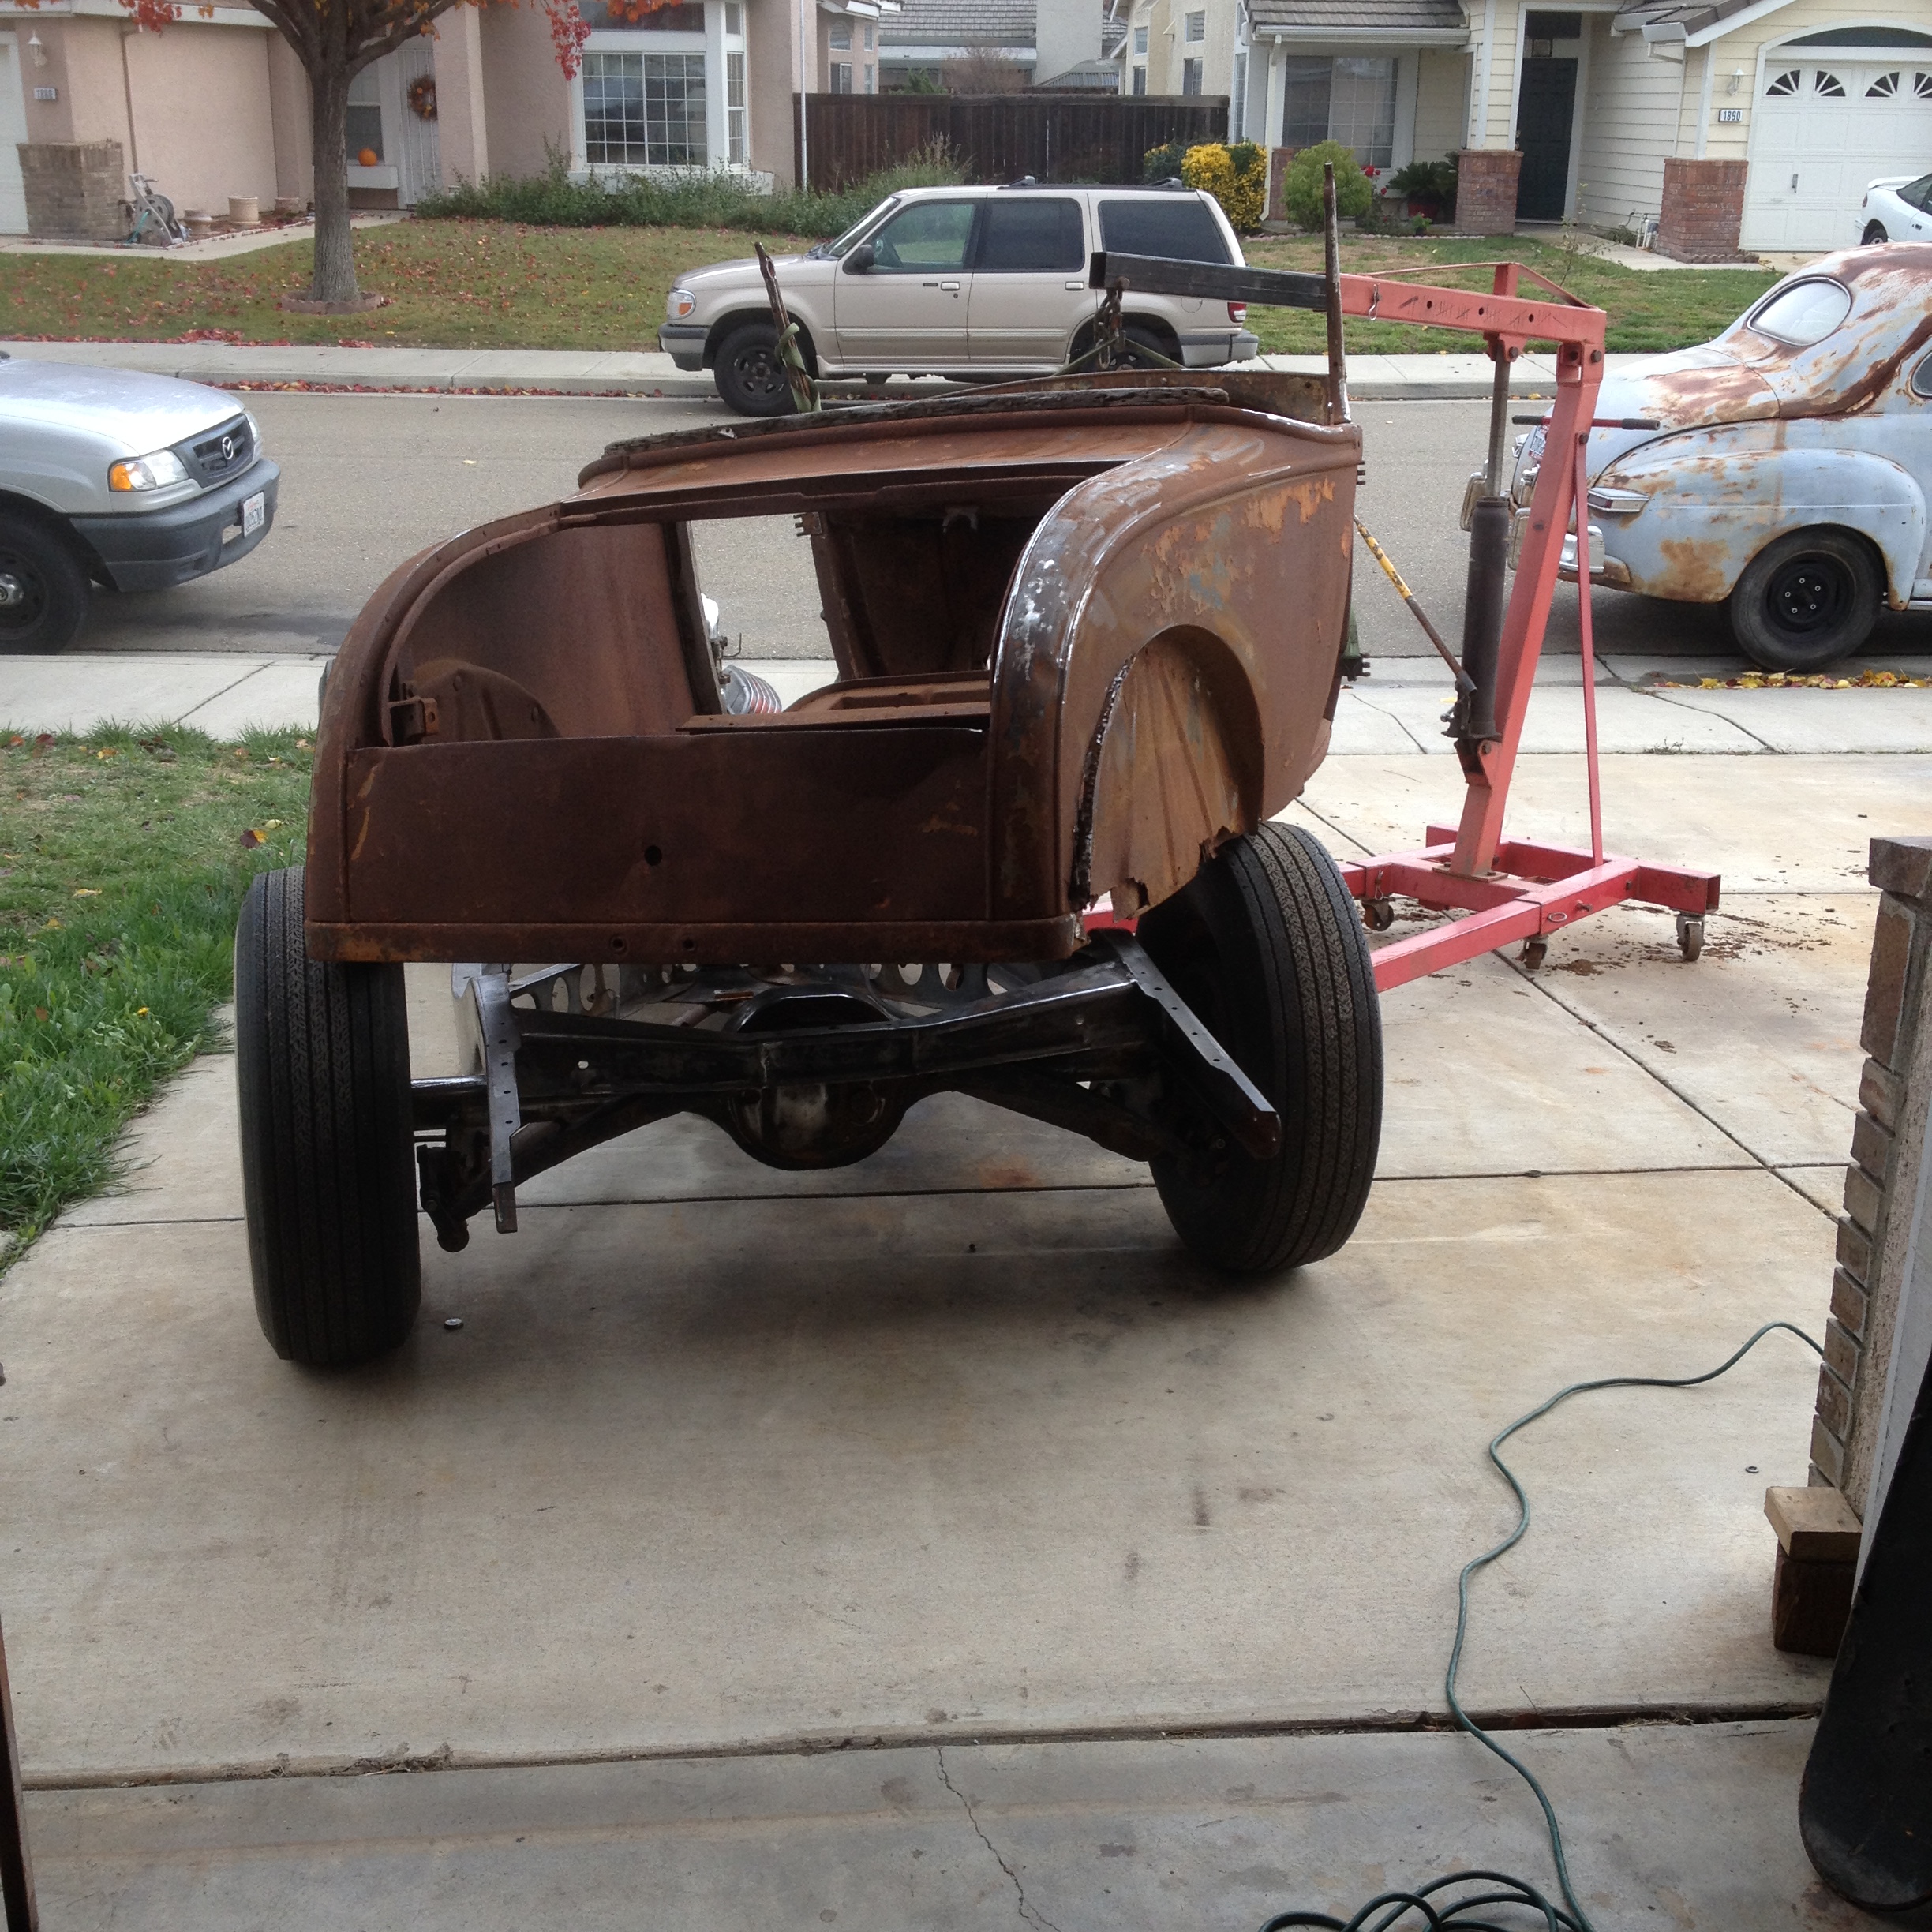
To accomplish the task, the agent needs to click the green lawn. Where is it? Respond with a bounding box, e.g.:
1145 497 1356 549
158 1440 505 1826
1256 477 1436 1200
1 218 1777 356
0 727 311 1261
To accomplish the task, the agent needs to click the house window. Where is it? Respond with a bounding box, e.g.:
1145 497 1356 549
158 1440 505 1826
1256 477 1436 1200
1183 9 1204 41
1133 24 1147 52
346 67 384 163
1920 72 1932 97
727 48 746 161
724 1 742 31
582 51 708 166
863 21 874 48
1814 69 1845 95
1281 54 1396 168
1870 70 1899 95
1132 64 1147 92
1231 48 1245 137
829 21 851 49
863 62 875 91
1181 56 1202 92
1765 68 1799 94
831 60 853 90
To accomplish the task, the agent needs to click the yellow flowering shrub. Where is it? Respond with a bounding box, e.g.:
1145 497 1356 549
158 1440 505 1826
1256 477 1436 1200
1180 141 1267 233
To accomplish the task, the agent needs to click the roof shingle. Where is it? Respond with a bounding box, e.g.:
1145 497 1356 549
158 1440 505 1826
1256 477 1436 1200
1247 0 1464 29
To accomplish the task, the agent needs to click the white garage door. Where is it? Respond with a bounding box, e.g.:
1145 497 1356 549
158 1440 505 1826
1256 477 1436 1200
0 38 28 236
1744 53 1932 251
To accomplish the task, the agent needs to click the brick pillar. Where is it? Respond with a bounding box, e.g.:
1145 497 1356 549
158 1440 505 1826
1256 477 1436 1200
1655 157 1747 263
1452 148 1522 235
19 141 126 242
1811 837 1932 1500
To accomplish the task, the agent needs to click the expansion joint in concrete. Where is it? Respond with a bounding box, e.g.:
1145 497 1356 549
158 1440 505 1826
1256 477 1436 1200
935 1746 1065 1932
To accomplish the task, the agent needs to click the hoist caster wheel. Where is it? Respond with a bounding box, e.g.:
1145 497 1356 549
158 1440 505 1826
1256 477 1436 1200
1362 896 1396 933
1520 938 1548 971
1676 912 1705 963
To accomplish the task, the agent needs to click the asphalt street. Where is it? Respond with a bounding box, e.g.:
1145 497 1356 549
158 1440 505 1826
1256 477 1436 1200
66 391 1932 664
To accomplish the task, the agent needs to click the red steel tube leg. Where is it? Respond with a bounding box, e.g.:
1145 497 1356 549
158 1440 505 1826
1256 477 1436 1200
1573 432 1604 867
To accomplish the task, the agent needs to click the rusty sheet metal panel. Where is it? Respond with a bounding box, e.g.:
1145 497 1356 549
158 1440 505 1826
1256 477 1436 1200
1588 420 1927 605
988 413 1359 921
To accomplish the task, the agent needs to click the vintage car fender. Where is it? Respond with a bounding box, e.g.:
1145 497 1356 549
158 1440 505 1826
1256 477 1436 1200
1587 421 1926 606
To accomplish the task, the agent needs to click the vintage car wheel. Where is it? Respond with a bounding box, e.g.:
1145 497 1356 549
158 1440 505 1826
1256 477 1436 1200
1728 528 1884 672
715 322 799 417
1139 823 1383 1273
235 865 421 1366
0 512 90 653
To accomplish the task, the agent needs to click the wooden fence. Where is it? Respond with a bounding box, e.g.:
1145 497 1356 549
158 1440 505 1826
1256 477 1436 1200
795 94 1230 192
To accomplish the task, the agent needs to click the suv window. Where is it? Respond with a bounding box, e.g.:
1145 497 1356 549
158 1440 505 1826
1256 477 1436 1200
1097 197 1231 264
871 200 976 273
976 197 1085 273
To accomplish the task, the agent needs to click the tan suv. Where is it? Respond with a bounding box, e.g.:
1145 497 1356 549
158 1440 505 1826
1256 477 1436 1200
661 182 1262 415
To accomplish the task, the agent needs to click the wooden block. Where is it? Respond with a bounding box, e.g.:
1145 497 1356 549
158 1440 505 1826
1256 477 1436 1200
1765 1484 1863 1562
1772 1545 1855 1657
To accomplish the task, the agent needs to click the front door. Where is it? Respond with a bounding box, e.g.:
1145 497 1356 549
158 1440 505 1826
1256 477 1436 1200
393 40 441 206
1515 57 1578 221
833 198 976 368
967 195 1088 367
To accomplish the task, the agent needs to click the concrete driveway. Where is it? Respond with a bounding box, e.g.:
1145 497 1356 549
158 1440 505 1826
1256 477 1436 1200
3 737 1923 1928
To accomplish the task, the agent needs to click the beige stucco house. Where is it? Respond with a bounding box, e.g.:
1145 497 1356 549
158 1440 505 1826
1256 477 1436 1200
0 0 892 238
1109 0 1931 255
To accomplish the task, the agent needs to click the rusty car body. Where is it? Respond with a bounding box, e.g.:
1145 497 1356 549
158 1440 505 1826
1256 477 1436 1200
234 370 1385 1366
1511 244 1932 670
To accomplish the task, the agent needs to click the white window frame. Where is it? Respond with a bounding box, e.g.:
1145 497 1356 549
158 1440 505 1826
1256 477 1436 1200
571 4 751 177
1183 9 1205 43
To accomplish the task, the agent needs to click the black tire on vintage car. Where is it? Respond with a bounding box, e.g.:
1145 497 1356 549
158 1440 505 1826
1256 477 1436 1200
1139 823 1382 1273
235 865 421 1365
714 321 799 417
0 511 91 653
1728 527 1885 672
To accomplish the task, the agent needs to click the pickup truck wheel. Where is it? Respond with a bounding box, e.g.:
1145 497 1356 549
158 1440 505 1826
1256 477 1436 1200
0 513 90 653
1140 823 1383 1273
1728 529 1883 672
236 865 421 1366
715 322 799 417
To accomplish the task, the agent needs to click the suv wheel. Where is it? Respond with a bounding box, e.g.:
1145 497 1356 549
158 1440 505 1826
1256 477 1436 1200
715 322 799 417
1728 528 1884 672
0 513 90 653
1117 323 1179 370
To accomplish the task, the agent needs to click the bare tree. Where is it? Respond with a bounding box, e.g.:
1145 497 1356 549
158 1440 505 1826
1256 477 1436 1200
942 51 1026 93
57 0 592 309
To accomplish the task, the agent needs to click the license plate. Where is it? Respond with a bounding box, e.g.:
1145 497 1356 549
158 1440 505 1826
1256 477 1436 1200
242 491 265 537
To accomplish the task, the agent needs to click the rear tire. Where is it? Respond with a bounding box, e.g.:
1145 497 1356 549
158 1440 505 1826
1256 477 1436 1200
1117 321 1178 369
714 321 799 417
1863 222 1889 245
236 866 421 1366
1140 824 1383 1272
1728 527 1883 672
0 513 90 653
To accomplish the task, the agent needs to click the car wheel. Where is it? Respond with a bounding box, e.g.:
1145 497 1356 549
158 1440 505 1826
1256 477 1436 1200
1863 222 1889 245
0 513 90 653
714 322 799 417
236 865 421 1366
1115 323 1178 370
1728 528 1884 672
1139 823 1383 1272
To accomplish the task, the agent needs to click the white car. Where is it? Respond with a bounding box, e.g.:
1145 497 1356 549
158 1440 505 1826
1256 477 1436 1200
1859 171 1932 245
1511 245 1932 672
660 182 1262 416
0 354 278 652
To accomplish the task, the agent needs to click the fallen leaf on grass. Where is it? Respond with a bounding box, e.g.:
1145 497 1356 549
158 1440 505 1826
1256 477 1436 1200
240 828 267 848
30 734 53 758
33 1007 48 1022
40 917 59 930
72 888 100 897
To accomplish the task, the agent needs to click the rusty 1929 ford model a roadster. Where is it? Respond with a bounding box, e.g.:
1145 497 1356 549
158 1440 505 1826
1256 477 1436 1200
236 373 1381 1366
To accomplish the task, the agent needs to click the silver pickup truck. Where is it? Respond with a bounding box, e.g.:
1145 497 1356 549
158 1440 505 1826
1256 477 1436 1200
0 354 280 651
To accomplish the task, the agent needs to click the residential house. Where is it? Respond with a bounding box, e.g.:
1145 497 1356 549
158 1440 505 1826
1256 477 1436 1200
877 0 1106 89
1107 0 1932 256
0 0 915 238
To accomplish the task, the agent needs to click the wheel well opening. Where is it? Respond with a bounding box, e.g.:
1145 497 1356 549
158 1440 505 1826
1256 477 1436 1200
706 310 819 373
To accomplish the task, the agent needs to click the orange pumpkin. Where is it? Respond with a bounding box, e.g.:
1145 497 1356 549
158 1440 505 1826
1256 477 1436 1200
356 147 380 167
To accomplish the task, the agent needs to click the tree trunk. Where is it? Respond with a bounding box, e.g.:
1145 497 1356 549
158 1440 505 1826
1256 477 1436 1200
308 62 360 305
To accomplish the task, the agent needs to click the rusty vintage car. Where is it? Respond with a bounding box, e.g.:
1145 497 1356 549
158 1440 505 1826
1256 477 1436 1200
234 373 1381 1366
1513 243 1932 671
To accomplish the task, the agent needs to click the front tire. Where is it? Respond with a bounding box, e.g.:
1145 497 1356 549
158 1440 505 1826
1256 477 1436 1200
1728 528 1883 672
1140 824 1383 1272
0 513 90 653
714 321 799 417
236 866 421 1366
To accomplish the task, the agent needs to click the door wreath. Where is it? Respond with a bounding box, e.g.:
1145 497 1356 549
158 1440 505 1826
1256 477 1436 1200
407 74 437 120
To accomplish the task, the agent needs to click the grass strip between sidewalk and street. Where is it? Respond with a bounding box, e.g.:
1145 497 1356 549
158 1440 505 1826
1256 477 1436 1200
0 725 311 1266
2 219 1780 357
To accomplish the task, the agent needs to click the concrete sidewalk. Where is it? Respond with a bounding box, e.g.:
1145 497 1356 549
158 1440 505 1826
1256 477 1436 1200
0 335 1623 402
4 740 1925 1924
6 648 1931 751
